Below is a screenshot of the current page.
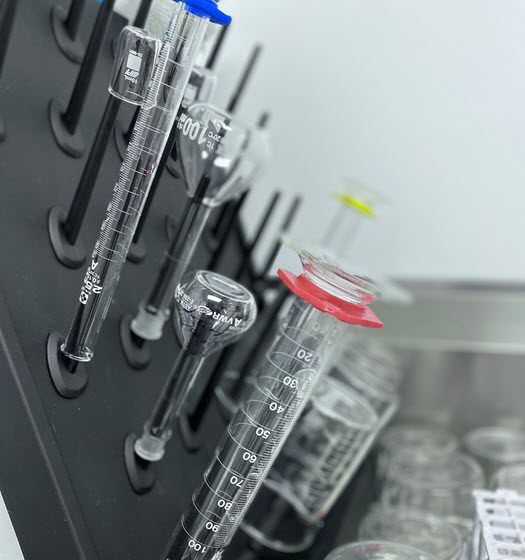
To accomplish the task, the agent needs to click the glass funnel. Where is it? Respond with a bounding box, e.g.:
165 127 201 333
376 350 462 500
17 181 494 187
129 103 270 343
178 102 270 207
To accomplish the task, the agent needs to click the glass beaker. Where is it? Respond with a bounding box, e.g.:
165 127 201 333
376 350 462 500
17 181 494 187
241 376 380 552
377 425 459 482
324 541 441 560
358 507 464 560
380 452 485 519
490 462 525 495
464 427 525 481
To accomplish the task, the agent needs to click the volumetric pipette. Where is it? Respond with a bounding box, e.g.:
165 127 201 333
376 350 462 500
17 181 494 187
160 247 383 559
46 0 231 398
125 270 257 494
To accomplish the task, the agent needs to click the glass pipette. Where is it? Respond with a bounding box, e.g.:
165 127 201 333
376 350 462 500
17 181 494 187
125 270 257 493
47 0 231 398
160 247 383 560
120 102 269 367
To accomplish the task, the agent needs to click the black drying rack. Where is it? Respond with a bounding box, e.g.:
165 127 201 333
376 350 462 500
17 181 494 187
0 1 374 558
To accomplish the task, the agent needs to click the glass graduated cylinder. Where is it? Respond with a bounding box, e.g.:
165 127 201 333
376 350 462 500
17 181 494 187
162 298 342 559
61 5 209 362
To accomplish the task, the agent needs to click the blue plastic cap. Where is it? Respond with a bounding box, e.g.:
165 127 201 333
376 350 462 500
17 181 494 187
181 0 231 26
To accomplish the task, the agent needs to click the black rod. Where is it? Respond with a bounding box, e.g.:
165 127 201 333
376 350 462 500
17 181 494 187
186 344 236 432
125 106 140 142
65 96 121 243
259 196 302 279
207 190 249 271
205 24 229 70
234 191 281 279
0 0 17 78
227 44 262 114
63 0 116 133
229 284 290 401
64 0 87 38
0 0 16 141
132 0 155 28
127 115 180 253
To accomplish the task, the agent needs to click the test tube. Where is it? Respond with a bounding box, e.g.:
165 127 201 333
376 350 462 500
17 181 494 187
160 247 383 559
46 0 231 398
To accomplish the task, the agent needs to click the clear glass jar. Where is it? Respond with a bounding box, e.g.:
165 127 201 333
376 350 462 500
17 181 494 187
380 452 484 519
464 427 525 480
490 461 525 494
358 507 464 560
377 424 459 481
324 541 441 560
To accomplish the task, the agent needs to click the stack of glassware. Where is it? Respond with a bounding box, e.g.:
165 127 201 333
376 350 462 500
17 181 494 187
240 333 403 553
464 426 525 481
323 541 440 560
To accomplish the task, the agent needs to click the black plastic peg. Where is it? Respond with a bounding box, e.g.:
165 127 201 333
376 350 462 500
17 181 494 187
234 191 281 280
207 191 249 271
48 94 121 268
49 0 116 158
114 105 138 160
51 0 87 63
0 0 17 141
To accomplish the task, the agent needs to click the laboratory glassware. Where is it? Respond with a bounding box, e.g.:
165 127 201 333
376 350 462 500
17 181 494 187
49 0 117 158
241 376 380 552
358 507 464 560
381 451 485 519
491 462 525 494
464 427 525 480
322 179 383 259
329 345 399 428
324 541 441 560
125 65 218 263
122 101 269 361
125 270 257 493
49 25 161 269
46 0 231 398
377 424 459 482
159 247 383 559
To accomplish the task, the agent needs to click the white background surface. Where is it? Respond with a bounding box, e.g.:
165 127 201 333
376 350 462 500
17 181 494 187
117 0 525 283
0 492 24 559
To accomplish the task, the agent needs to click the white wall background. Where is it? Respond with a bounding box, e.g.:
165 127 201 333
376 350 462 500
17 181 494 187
117 0 525 283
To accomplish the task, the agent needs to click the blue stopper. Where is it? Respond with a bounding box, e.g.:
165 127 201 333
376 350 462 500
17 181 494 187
181 0 231 26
